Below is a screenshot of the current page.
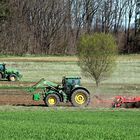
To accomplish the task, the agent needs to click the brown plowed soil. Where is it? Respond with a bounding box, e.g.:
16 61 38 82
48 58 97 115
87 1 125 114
90 95 114 108
0 89 44 106
0 81 44 106
0 81 132 108
0 88 114 107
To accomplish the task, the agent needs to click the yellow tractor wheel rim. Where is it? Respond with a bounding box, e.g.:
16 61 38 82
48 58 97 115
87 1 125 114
48 97 56 105
75 93 86 105
10 77 15 81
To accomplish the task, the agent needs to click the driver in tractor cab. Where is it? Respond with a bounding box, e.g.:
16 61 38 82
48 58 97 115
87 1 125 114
0 63 6 71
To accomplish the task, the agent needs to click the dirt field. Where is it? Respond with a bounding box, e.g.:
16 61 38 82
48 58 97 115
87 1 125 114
0 89 43 106
0 86 114 108
0 81 139 108
0 93 113 108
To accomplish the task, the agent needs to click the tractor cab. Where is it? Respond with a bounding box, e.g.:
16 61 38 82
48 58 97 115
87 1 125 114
0 63 22 81
0 63 6 72
62 76 81 94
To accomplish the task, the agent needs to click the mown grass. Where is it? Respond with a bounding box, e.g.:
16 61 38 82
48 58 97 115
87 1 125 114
0 108 139 140
0 55 140 95
4 60 140 84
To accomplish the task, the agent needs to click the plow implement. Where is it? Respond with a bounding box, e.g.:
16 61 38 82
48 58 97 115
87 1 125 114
112 96 140 108
93 95 140 108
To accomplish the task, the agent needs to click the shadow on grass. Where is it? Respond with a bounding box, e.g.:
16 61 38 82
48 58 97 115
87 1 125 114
14 103 72 107
0 79 9 81
14 104 47 107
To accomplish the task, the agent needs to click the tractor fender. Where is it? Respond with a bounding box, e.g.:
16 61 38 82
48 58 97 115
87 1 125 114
7 74 17 78
55 93 63 102
45 91 63 102
70 86 90 95
10 73 17 76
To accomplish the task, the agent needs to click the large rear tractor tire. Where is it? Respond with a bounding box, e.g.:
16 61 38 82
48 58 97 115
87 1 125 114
44 94 60 107
71 89 90 107
8 75 17 82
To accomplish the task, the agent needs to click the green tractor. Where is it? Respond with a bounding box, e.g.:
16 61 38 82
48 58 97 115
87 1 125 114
28 77 90 107
0 63 22 81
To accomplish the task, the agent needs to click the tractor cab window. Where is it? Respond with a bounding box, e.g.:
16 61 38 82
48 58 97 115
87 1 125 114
0 64 4 71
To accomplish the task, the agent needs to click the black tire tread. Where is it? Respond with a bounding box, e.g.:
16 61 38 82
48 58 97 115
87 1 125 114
44 93 60 107
8 75 17 81
71 89 90 107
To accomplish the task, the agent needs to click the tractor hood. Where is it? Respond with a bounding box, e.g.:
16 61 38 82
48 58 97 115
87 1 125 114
5 68 22 78
6 68 18 73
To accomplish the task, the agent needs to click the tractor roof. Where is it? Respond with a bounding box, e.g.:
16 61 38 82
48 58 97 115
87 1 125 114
63 76 81 79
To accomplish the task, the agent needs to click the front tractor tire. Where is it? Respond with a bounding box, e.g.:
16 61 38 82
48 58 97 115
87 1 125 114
8 75 17 82
44 94 60 107
71 89 90 107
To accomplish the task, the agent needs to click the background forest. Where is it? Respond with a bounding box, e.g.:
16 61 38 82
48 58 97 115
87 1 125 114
0 0 140 55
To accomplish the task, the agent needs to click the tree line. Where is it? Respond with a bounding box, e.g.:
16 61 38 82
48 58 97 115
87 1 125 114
0 0 139 55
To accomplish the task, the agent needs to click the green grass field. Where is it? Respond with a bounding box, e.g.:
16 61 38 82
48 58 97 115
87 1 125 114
0 55 140 140
0 107 139 140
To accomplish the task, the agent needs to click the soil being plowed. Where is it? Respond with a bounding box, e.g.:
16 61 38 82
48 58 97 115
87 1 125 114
0 89 114 107
0 81 135 108
0 89 44 106
90 95 114 108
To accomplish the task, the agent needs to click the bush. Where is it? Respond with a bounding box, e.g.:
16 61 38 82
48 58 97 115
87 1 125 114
77 33 118 87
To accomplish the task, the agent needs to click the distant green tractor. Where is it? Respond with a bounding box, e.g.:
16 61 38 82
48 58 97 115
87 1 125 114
28 77 90 107
0 63 22 81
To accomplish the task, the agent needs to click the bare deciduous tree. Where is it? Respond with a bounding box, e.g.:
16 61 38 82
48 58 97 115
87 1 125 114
0 0 138 55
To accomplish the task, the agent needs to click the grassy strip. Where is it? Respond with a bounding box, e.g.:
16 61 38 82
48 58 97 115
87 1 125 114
0 109 139 140
0 54 140 62
0 56 78 62
0 86 27 89
0 55 140 95
1 60 140 84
